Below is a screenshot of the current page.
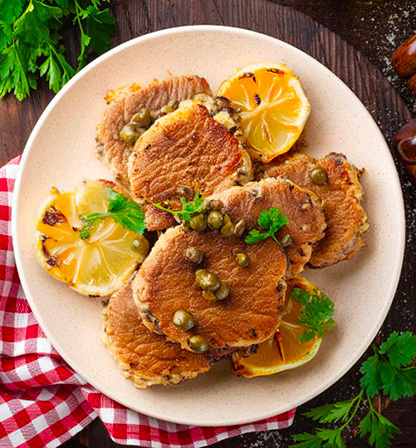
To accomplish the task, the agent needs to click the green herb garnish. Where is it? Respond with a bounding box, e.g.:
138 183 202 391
245 207 288 244
292 286 336 343
291 332 416 448
0 0 116 101
79 188 146 239
151 191 205 224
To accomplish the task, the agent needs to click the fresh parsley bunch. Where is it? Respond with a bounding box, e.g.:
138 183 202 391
291 332 416 448
79 188 146 239
151 191 206 224
0 0 116 101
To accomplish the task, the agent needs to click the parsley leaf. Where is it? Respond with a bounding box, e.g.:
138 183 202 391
316 428 346 448
304 398 356 424
0 0 116 101
245 207 289 244
80 188 146 239
360 334 416 401
379 361 416 401
360 408 401 448
360 354 384 397
84 6 116 55
291 432 325 448
40 44 76 93
151 191 206 224
379 331 416 367
291 286 336 343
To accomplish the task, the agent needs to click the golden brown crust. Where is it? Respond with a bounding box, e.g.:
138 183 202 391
127 103 253 227
96 75 212 186
210 177 327 276
132 226 287 353
103 279 211 388
259 152 369 267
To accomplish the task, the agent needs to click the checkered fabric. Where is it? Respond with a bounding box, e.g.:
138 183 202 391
0 156 296 448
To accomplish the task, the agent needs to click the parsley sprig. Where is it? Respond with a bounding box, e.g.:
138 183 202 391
79 188 146 239
292 287 336 343
0 0 116 101
291 332 416 448
245 208 288 244
151 192 205 224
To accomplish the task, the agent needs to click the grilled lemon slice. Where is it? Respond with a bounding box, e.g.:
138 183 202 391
36 181 148 297
232 276 323 377
218 63 310 162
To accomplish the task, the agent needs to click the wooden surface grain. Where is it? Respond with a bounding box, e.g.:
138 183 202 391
1 0 415 446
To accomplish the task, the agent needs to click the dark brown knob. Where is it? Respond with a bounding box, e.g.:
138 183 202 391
392 34 416 78
394 119 416 164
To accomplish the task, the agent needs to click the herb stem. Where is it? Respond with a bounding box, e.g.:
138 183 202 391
151 202 179 215
340 389 364 431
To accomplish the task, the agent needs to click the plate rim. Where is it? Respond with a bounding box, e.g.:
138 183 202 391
11 25 406 426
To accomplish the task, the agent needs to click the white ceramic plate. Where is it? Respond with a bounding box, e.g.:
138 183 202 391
12 26 405 426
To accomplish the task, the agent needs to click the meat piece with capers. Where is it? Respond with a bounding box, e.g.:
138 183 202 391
257 152 368 268
132 226 288 354
208 176 327 275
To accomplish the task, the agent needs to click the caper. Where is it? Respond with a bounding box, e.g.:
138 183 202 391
173 310 195 331
184 246 203 264
310 168 328 185
195 269 220 292
234 219 246 237
202 290 217 303
132 237 148 254
220 215 234 237
281 234 293 247
131 108 152 128
236 252 249 267
207 211 223 229
215 283 230 300
120 123 141 146
190 214 207 231
188 335 209 353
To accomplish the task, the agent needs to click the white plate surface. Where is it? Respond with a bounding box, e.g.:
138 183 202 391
12 26 405 426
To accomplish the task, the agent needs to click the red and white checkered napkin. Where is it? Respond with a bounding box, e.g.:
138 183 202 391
0 156 295 448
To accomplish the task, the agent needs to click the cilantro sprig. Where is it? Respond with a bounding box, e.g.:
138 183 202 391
151 192 205 224
292 286 336 343
291 332 416 448
0 0 116 101
79 188 146 239
245 207 288 244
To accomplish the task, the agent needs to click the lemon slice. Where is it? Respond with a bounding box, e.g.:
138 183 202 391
217 63 310 162
232 276 322 377
36 181 148 297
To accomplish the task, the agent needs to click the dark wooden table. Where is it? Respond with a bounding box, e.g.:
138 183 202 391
2 1 415 447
